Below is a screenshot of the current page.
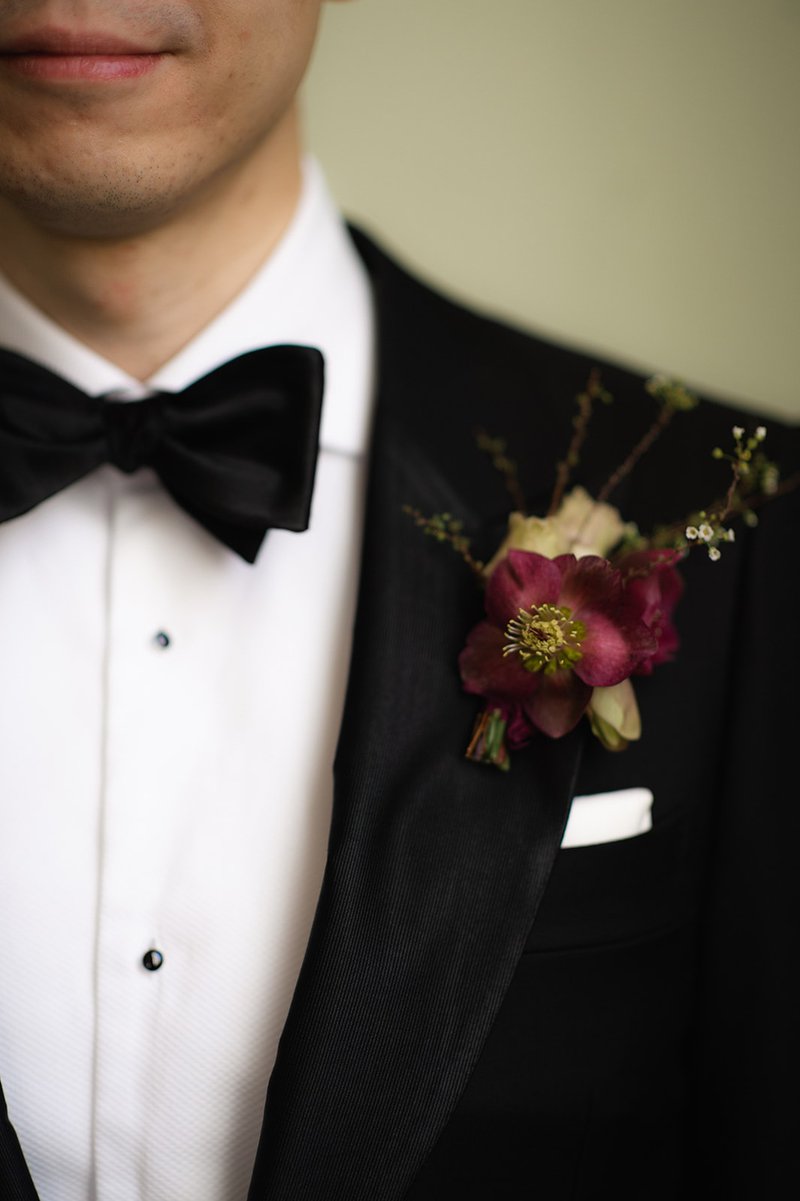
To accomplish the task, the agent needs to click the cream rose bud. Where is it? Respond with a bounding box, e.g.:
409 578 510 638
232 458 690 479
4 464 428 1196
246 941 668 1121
483 487 636 578
552 486 636 558
483 512 567 577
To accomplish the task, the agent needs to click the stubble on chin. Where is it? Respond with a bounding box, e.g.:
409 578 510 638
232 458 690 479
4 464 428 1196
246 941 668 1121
0 178 170 242
0 133 198 241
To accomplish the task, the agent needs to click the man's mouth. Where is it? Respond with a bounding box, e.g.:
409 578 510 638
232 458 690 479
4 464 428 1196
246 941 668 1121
0 27 168 81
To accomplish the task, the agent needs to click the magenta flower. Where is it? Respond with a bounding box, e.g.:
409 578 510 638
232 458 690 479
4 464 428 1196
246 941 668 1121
616 549 684 674
459 550 657 740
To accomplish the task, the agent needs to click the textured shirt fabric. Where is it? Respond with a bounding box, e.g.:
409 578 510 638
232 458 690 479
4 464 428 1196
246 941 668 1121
0 158 375 1201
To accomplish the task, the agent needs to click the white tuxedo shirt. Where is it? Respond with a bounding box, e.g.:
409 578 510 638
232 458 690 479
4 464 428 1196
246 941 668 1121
0 158 374 1201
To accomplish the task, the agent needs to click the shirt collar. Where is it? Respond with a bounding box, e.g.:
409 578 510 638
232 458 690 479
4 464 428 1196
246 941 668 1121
0 157 374 458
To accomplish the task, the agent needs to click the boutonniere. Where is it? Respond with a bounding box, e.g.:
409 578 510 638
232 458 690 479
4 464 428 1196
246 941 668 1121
406 372 788 769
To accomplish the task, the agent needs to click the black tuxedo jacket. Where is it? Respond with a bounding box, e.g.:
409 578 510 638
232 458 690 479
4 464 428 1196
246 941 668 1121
1 230 797 1200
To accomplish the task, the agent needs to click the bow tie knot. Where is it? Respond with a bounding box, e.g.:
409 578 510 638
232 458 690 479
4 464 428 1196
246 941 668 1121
0 345 325 561
103 394 166 474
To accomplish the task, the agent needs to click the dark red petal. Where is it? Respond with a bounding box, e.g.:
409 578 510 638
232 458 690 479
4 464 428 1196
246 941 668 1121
658 566 682 614
654 620 680 663
634 617 680 674
628 563 682 601
504 704 538 749
459 621 537 703
575 612 644 685
523 672 592 738
485 550 562 629
555 554 655 681
557 554 624 617
618 552 684 672
624 572 682 661
624 574 661 626
656 566 684 616
618 550 685 620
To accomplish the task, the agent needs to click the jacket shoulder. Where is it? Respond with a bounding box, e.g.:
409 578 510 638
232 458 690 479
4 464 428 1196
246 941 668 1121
349 224 797 527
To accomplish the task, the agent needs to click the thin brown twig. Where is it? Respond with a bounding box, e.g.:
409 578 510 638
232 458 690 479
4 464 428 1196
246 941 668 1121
595 406 675 505
475 430 527 513
402 506 486 582
547 368 600 516
649 469 800 548
718 461 742 525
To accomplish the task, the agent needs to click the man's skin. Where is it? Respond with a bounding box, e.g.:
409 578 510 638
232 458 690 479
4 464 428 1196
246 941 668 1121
0 0 343 379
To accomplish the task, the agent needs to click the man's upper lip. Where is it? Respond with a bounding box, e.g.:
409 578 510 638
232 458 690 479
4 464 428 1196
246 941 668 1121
0 28 164 55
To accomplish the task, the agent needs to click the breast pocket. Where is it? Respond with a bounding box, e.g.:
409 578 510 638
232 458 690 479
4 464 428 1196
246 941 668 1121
524 808 691 954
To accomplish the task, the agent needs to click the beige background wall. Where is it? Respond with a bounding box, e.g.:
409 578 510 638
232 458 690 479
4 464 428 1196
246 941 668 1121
303 0 799 420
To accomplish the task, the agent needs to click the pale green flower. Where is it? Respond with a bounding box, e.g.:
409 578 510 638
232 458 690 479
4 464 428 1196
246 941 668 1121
587 680 642 751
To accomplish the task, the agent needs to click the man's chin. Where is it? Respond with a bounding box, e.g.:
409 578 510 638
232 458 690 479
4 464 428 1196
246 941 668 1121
0 164 191 241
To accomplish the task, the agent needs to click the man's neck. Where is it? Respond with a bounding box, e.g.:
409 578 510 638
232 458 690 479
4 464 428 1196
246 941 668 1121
0 108 302 382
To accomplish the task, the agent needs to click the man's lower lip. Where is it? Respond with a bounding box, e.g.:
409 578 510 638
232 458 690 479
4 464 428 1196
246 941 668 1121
0 53 164 81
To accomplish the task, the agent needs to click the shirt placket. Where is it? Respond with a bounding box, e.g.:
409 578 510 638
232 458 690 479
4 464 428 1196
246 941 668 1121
92 471 180 1201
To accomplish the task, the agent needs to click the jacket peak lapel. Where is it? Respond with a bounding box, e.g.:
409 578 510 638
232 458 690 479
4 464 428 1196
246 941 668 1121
248 241 585 1198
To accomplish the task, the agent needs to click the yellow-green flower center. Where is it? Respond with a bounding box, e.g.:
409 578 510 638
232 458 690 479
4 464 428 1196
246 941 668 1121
503 603 586 675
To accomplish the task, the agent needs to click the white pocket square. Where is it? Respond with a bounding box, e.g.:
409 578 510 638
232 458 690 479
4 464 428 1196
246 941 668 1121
560 787 654 849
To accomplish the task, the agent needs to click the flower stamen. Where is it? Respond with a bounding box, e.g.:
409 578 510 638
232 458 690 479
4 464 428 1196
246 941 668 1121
504 603 586 675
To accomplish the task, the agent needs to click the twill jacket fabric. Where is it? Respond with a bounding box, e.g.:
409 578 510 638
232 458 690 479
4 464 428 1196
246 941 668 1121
0 229 796 1201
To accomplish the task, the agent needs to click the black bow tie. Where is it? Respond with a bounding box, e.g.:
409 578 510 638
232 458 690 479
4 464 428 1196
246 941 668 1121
0 344 324 562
